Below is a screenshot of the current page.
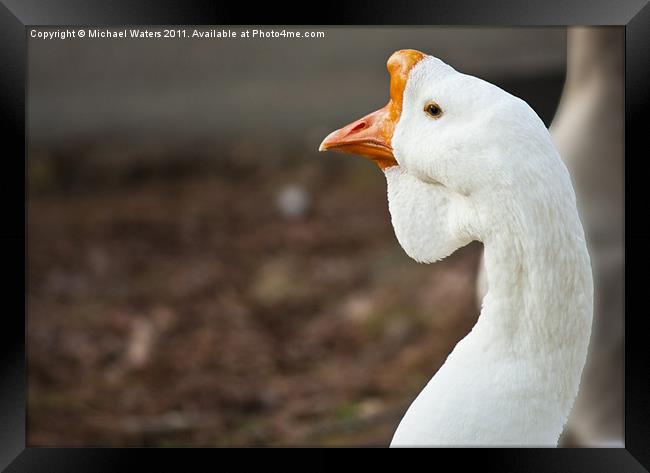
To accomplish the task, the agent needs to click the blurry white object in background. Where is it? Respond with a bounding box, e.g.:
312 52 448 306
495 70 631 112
276 184 311 219
550 27 624 447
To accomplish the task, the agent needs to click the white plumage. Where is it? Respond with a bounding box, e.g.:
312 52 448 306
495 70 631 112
321 50 593 447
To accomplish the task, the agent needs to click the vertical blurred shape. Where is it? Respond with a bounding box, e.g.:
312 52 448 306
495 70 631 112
551 27 624 447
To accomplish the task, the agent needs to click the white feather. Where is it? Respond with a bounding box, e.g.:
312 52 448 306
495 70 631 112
384 56 593 447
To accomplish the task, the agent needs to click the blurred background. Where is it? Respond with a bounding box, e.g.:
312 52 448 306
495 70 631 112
27 26 623 446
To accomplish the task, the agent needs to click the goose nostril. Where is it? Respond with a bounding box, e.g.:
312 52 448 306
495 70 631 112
350 122 367 133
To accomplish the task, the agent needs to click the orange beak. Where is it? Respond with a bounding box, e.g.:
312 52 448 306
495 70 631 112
318 105 397 170
319 49 426 171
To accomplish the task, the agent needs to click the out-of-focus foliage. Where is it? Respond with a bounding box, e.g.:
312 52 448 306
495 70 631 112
28 156 481 446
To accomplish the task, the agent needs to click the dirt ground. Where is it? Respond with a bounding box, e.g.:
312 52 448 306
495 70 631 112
27 156 481 447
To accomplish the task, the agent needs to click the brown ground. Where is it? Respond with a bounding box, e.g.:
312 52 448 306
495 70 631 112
27 156 481 447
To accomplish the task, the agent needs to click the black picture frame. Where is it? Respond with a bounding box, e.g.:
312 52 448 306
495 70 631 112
2 0 648 470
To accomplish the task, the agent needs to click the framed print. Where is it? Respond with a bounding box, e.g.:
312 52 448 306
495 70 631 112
1 0 648 470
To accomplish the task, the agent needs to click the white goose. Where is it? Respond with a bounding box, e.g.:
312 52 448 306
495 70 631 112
319 50 593 447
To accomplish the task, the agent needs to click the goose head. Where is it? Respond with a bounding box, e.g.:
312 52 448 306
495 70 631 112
320 49 571 263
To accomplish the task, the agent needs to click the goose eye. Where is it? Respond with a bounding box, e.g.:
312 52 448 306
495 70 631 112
424 102 443 119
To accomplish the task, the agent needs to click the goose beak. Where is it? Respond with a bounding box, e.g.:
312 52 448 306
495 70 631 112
319 49 427 171
319 106 398 170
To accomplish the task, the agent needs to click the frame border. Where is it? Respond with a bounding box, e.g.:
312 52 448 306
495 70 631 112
2 0 648 470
